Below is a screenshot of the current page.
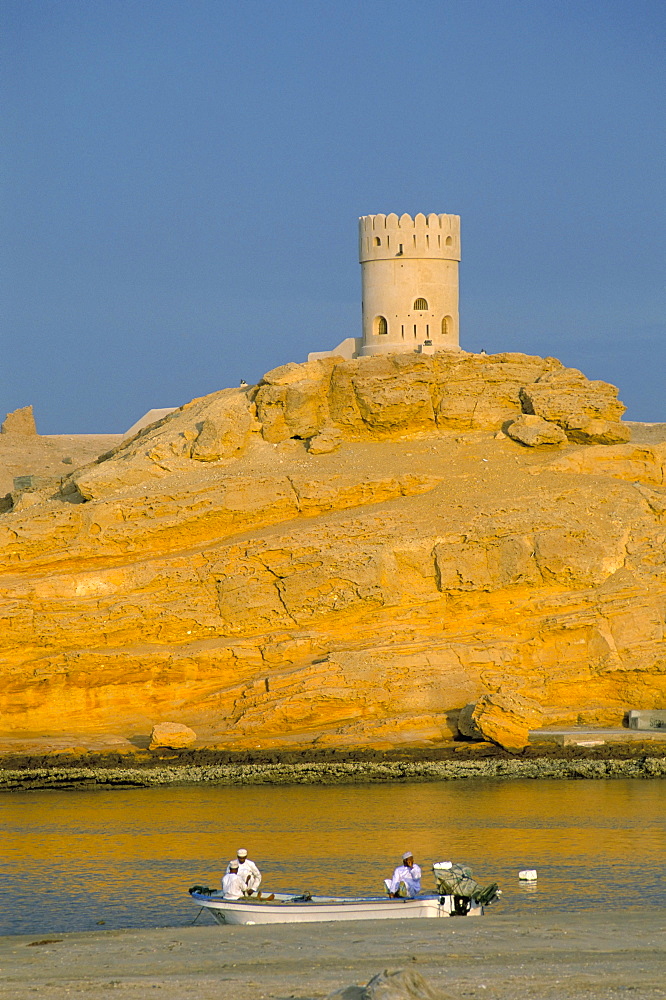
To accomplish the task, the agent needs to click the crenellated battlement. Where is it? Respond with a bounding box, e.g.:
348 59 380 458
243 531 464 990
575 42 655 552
359 213 460 262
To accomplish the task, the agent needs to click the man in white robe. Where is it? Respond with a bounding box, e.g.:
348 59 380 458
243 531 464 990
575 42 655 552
221 860 246 899
227 848 262 892
385 852 422 898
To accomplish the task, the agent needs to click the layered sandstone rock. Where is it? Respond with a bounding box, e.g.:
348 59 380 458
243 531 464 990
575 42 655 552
58 351 627 504
0 352 662 753
254 352 566 442
1 406 37 436
549 442 666 485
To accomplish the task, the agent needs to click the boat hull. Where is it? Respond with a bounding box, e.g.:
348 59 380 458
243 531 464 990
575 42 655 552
190 892 484 925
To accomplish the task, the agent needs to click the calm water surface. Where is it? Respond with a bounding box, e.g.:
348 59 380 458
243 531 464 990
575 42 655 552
0 779 664 935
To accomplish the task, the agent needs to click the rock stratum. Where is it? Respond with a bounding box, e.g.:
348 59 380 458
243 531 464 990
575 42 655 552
1 351 665 751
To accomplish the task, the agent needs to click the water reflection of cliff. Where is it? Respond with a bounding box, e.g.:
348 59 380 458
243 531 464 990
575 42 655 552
1 779 664 936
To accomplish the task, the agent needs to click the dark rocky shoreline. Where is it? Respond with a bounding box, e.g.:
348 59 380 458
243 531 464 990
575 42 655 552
1 741 664 791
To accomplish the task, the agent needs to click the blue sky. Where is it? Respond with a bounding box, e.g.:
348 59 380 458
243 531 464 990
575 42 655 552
2 0 664 432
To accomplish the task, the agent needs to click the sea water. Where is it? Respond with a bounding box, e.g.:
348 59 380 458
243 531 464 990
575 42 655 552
0 778 664 935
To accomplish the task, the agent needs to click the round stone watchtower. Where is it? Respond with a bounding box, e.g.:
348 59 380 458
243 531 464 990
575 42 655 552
358 212 461 357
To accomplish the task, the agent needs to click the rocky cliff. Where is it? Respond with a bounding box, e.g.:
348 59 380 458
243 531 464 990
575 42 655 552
1 351 664 750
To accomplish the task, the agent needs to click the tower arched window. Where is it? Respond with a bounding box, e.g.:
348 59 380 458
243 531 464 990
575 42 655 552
413 298 428 311
445 236 453 246
375 315 388 336
442 315 453 336
374 237 381 246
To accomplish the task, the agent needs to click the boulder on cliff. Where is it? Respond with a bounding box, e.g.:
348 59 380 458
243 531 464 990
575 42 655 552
190 390 256 461
308 427 343 454
472 693 544 751
506 414 567 447
253 358 337 442
519 367 628 444
149 722 197 749
1 405 37 435
561 415 630 445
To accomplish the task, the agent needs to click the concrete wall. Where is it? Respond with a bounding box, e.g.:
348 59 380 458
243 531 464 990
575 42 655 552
308 338 362 363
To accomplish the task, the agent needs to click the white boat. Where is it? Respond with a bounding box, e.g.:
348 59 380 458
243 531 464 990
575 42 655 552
188 889 485 925
188 861 500 926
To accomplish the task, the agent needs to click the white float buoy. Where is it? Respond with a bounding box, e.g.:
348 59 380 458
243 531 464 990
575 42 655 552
519 869 537 881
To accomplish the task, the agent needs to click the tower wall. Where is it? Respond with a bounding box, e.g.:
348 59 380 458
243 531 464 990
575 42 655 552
359 213 461 357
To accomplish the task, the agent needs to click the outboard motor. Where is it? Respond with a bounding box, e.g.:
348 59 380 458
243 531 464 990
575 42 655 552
433 862 501 914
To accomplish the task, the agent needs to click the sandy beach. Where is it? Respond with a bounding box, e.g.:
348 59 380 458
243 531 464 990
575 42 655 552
1 911 664 1000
